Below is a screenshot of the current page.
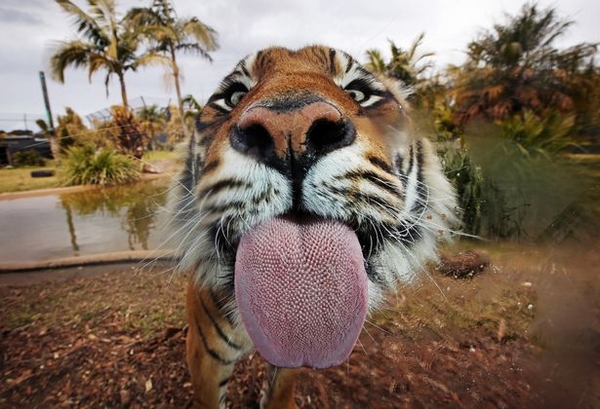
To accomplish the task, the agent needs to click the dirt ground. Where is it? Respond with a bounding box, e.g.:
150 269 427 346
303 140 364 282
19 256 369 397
1 244 598 408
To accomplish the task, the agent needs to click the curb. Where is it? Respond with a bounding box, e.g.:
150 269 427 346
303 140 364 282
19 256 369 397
0 250 176 273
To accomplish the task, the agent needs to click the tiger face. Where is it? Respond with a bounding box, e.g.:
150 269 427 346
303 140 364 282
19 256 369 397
169 45 456 371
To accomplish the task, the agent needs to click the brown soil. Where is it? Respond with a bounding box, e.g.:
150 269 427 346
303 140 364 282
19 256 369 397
1 245 598 408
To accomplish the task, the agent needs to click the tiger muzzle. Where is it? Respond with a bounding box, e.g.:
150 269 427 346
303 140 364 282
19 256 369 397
229 97 356 178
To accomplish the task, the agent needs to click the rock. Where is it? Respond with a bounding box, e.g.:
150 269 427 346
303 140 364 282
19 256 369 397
436 250 491 279
142 163 162 174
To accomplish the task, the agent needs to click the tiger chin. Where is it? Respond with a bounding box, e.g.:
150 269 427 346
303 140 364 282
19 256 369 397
167 45 457 408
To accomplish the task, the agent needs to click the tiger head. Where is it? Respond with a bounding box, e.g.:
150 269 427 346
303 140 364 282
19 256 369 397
169 45 456 369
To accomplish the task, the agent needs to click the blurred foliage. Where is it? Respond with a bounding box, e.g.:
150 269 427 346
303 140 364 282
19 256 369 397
164 105 186 150
55 107 92 151
379 2 600 242
450 3 598 126
137 104 169 150
498 110 576 157
11 150 47 167
107 106 149 159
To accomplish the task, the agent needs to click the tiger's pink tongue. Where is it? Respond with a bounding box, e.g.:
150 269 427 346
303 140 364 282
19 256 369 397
235 216 368 369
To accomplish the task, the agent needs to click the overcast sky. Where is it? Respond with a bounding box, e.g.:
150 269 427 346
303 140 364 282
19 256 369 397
0 0 598 131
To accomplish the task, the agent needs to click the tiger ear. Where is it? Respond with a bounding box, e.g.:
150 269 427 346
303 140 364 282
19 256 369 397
379 76 412 110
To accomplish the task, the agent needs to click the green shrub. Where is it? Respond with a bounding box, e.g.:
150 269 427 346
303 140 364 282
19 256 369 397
61 145 140 186
498 110 576 157
12 150 46 167
440 143 483 236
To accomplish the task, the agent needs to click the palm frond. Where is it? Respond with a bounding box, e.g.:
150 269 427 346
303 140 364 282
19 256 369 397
50 40 93 82
55 0 109 47
181 17 218 51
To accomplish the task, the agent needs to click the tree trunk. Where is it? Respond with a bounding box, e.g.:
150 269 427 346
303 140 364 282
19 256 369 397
119 72 129 111
170 47 189 137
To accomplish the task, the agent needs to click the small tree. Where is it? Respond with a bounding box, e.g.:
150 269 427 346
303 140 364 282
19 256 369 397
55 107 90 150
35 119 61 162
108 106 148 159
137 104 168 150
164 105 185 150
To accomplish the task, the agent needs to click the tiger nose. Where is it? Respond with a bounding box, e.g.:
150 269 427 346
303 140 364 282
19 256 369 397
230 101 356 165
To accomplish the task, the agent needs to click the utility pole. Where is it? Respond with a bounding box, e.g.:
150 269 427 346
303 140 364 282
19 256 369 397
39 71 54 131
39 71 61 161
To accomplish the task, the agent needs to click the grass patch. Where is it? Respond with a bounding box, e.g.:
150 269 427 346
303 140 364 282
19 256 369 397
0 166 59 193
142 150 178 162
0 150 178 194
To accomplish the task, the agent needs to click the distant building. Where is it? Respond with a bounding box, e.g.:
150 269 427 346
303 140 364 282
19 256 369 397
0 133 52 166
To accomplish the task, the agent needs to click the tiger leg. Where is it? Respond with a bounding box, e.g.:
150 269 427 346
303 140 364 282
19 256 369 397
260 365 298 409
186 281 249 408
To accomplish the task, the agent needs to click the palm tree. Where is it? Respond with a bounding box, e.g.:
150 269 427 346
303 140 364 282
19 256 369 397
50 0 169 111
451 2 598 125
364 49 387 75
137 104 168 149
366 34 434 86
365 33 435 110
125 0 218 122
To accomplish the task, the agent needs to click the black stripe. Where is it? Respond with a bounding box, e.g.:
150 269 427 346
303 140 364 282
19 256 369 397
345 55 353 73
394 153 404 176
219 377 231 388
361 94 395 111
406 145 415 176
179 140 199 193
206 102 230 115
239 59 251 77
349 191 396 212
192 312 236 365
198 134 215 148
196 116 226 138
204 201 246 215
199 178 250 196
412 141 427 213
202 159 219 175
341 170 401 198
200 297 243 350
329 48 337 75
327 184 396 213
208 288 236 327
315 47 329 71
255 50 265 71
368 156 394 175
196 119 213 134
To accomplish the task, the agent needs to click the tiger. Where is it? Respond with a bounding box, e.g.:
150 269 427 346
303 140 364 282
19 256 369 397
167 45 457 408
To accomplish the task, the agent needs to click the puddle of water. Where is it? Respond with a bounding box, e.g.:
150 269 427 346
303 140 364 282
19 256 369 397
0 179 170 263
